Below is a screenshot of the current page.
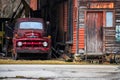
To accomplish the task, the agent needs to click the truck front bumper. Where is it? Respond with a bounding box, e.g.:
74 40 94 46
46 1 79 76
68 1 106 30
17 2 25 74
16 48 50 53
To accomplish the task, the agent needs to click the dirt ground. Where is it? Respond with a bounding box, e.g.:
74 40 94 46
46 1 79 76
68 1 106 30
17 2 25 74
0 58 113 65
0 54 115 65
0 59 87 64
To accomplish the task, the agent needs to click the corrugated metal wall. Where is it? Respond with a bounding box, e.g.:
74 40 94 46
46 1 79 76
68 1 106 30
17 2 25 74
71 0 78 53
71 0 85 54
79 28 85 49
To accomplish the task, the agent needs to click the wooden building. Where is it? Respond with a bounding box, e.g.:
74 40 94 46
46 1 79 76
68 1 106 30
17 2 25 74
30 0 120 57
72 0 120 56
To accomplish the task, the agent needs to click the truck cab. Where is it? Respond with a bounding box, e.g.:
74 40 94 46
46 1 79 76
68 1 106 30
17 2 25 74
12 18 51 60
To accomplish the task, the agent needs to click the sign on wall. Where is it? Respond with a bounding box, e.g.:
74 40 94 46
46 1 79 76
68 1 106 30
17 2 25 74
88 2 114 9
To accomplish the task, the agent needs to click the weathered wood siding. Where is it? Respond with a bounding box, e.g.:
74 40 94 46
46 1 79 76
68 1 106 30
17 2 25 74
103 27 116 54
71 0 120 54
103 0 120 54
0 0 30 18
86 12 103 54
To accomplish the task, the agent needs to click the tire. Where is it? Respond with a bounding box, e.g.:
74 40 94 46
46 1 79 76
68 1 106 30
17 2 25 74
115 54 120 64
12 53 18 60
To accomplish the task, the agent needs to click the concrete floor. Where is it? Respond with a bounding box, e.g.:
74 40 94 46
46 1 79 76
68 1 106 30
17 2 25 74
0 65 120 80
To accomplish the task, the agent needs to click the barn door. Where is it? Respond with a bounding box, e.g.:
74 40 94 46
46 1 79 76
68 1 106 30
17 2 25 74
86 12 103 54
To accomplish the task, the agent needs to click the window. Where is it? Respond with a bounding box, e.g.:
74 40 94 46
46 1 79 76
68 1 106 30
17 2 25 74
106 12 113 27
19 22 43 29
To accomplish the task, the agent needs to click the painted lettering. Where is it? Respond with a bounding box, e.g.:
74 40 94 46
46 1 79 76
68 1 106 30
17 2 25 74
89 2 114 9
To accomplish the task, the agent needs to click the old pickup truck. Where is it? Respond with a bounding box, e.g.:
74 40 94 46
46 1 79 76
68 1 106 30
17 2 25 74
12 18 51 60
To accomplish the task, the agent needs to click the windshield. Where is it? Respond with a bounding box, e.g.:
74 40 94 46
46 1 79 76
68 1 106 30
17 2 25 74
19 22 43 29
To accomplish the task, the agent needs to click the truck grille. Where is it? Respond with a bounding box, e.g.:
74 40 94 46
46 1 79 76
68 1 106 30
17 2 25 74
17 40 44 48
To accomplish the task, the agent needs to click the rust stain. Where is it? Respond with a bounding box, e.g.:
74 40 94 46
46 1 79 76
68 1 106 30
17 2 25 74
30 0 37 10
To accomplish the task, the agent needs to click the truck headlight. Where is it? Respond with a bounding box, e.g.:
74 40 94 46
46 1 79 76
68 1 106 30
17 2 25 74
43 42 48 47
17 42 22 47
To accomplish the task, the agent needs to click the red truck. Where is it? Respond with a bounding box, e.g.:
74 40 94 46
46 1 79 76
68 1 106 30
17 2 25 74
12 18 51 60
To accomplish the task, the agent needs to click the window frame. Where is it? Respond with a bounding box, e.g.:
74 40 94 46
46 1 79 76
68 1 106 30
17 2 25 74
19 22 43 30
105 10 115 27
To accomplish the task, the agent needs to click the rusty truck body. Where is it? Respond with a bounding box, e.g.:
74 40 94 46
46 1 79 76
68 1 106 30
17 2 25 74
12 18 51 60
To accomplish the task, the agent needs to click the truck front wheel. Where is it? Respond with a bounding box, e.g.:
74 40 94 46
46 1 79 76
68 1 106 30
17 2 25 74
12 53 19 60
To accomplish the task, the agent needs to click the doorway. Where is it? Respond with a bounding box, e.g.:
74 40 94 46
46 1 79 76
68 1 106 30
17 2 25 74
86 11 103 54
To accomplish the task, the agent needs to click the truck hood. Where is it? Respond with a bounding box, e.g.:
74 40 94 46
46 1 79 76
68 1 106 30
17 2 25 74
16 30 45 38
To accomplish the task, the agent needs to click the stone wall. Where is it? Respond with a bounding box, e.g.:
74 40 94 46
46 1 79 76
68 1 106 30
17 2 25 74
0 0 30 18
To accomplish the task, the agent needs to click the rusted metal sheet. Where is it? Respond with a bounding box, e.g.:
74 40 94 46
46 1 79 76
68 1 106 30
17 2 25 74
30 0 37 10
57 3 64 42
72 22 77 53
58 1 68 42
79 28 85 49
71 0 78 53
86 12 103 54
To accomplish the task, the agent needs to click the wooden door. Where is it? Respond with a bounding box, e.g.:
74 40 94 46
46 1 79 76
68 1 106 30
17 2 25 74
86 12 103 54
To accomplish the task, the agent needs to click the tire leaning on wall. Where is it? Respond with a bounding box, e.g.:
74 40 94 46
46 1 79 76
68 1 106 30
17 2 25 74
114 54 120 64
